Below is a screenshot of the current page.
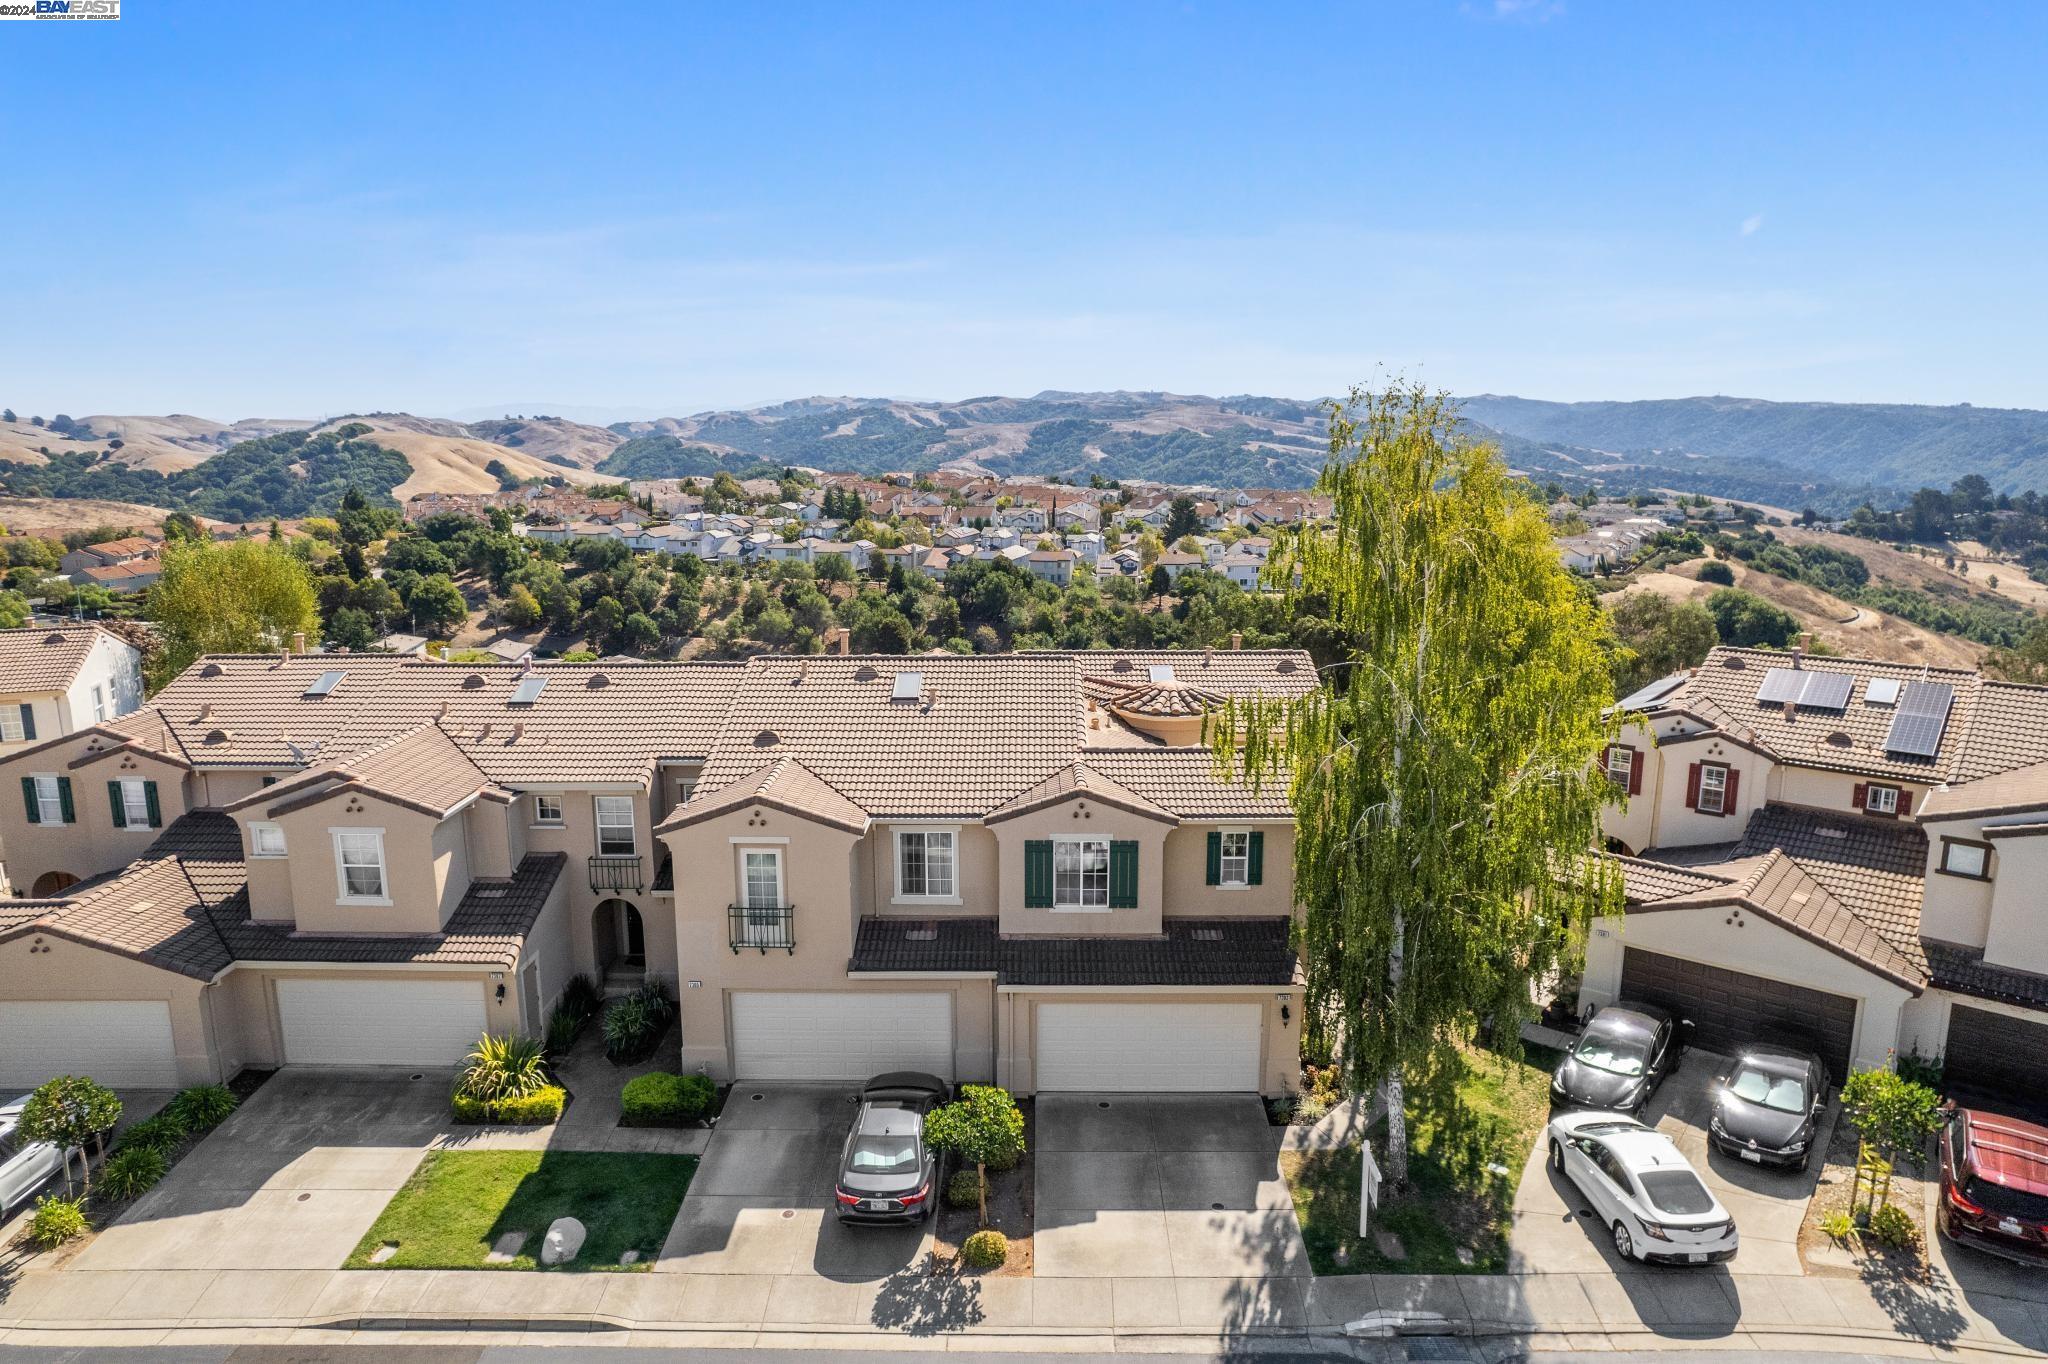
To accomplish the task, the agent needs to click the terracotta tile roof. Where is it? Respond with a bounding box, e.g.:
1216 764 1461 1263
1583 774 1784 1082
0 626 119 694
1101 680 1225 719
1948 681 2048 782
142 654 413 768
1729 804 1930 974
84 536 157 558
1060 650 1319 699
1613 855 1732 903
986 761 1177 825
658 756 869 835
850 916 998 974
998 917 1298 987
1077 749 1293 820
234 722 502 820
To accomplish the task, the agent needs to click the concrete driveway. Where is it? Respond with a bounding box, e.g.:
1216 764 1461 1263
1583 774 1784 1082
66 1071 443 1275
657 1084 929 1284
1510 1050 1825 1278
1033 1094 1307 1281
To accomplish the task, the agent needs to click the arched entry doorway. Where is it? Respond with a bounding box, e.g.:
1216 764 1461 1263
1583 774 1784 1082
593 898 645 977
31 871 79 897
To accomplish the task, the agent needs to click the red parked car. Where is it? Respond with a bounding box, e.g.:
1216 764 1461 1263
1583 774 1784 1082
1939 1105 2048 1264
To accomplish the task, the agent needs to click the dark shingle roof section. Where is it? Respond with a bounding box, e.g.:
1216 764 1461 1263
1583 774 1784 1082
1730 803 1929 972
998 917 1298 987
1925 942 2048 1010
850 916 998 974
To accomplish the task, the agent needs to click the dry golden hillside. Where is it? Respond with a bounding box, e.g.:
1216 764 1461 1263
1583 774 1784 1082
1619 558 1987 669
313 418 606 499
0 414 311 473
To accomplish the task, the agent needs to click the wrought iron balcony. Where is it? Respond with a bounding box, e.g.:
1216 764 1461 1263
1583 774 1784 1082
588 854 643 894
730 903 796 954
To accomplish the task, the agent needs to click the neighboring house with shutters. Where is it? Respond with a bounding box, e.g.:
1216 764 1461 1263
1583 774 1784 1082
0 644 1315 1099
0 625 145 757
1589 642 2048 1116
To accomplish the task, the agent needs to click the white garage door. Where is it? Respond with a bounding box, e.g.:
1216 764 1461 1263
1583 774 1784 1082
730 992 954 1082
1036 1002 1262 1092
277 979 486 1067
0 1001 179 1089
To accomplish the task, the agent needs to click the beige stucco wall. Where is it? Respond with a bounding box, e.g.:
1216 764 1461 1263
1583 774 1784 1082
1775 765 1928 819
0 932 220 1085
995 988 1300 1097
1644 735 1771 848
0 741 192 893
1916 813 1996 949
858 821 999 915
516 866 575 1030
1160 823 1294 916
1580 908 1912 1072
1600 718 1660 854
266 789 470 935
0 693 69 761
521 785 670 984
1982 833 2048 975
195 770 288 808
990 798 1171 936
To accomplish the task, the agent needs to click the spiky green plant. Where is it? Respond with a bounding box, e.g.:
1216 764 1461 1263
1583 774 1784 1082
454 1032 549 1103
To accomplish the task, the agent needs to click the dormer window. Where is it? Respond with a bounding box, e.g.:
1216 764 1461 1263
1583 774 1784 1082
333 829 388 903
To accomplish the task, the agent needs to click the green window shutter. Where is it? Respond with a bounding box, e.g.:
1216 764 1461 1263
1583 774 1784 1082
56 776 74 824
1248 831 1264 886
1205 831 1221 886
144 780 162 828
1109 840 1139 909
108 780 126 828
18 704 34 741
21 776 39 824
1024 840 1053 908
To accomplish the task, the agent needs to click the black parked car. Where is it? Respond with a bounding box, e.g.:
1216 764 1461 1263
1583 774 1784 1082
1709 1045 1827 1169
1551 1002 1684 1114
833 1071 948 1224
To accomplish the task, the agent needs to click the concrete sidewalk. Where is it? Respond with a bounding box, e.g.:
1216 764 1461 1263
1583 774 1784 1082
4 1264 2048 1354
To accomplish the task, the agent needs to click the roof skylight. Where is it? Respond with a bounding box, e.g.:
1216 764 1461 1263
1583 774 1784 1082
510 676 547 705
302 670 346 698
891 671 924 702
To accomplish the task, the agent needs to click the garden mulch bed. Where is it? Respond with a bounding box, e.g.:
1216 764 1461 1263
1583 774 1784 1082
929 1098 1034 1277
1798 1110 1933 1281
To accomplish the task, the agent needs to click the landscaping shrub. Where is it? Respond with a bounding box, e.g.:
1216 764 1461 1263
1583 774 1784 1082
1696 559 1735 585
1896 1047 1944 1091
101 1145 168 1199
961 1229 1008 1269
630 977 676 1023
455 1032 550 1104
603 994 671 1062
115 1112 189 1157
451 1085 565 1125
925 1085 1027 1227
544 1005 582 1056
560 972 602 1022
1820 1210 1856 1245
28 1195 87 1249
621 1072 716 1126
1868 1202 1919 1249
167 1084 238 1131
944 1169 981 1210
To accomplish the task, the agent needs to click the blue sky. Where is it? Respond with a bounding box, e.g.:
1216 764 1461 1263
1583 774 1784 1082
6 2 2046 419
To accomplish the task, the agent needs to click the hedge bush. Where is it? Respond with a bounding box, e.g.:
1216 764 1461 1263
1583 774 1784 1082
944 1169 981 1210
961 1229 1008 1269
621 1072 716 1126
166 1084 238 1132
450 1085 566 1125
114 1113 188 1157
28 1196 87 1249
101 1145 168 1200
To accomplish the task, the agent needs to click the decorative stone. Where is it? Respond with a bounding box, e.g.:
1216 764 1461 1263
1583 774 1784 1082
1455 1246 1476 1266
540 1217 586 1266
369 1243 399 1264
1373 1229 1407 1261
619 1249 639 1265
485 1231 526 1264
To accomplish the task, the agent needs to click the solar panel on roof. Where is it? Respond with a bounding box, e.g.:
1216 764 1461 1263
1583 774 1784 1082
509 676 546 705
1616 673 1688 712
1797 671 1853 711
891 671 923 701
1756 668 1805 705
1884 681 1954 757
302 670 345 698
1864 677 1902 707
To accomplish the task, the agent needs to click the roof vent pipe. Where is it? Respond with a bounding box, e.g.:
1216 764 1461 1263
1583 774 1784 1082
520 654 535 674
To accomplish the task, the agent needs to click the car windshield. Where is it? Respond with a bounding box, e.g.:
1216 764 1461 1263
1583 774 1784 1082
1639 1169 1716 1216
1728 1066 1808 1114
1573 1029 1650 1077
1966 1177 2048 1223
848 1137 919 1174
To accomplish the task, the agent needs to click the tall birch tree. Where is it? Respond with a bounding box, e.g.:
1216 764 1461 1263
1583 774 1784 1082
1209 382 1623 1183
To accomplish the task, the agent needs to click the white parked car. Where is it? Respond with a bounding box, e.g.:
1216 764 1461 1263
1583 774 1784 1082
1547 1110 1738 1265
0 1094 72 1219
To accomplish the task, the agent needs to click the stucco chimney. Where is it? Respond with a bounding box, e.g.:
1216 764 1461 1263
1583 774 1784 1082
1230 631 1243 651
291 631 306 655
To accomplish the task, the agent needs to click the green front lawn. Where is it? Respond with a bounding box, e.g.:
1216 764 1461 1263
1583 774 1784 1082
345 1150 696 1272
1282 1041 1559 1275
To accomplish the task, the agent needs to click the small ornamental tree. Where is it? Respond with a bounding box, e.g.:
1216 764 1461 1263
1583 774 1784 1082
18 1076 122 1197
923 1084 1025 1227
1841 1066 1944 1173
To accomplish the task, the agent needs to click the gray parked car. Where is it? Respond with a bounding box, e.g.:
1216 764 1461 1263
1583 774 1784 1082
833 1072 947 1224
0 1094 73 1219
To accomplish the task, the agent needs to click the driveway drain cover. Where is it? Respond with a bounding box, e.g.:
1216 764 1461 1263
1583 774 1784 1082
781 1209 796 1219
752 1093 765 1101
297 1193 311 1202
1098 1101 1110 1109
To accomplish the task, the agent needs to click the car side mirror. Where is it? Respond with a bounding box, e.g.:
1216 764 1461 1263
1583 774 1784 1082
1714 1075 1727 1086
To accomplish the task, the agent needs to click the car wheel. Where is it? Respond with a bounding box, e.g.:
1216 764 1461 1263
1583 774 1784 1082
1549 1139 1565 1174
1612 1220 1635 1261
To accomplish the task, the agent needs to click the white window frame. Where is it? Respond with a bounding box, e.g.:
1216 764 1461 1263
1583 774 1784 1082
91 684 107 722
894 826 960 903
1218 828 1251 889
32 774 63 825
330 828 390 904
1940 839 1989 879
250 822 286 858
741 847 786 911
1697 764 1729 816
1606 746 1634 788
0 709 22 743
1865 784 1900 815
1052 836 1111 912
533 794 563 825
119 779 150 830
593 795 636 856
